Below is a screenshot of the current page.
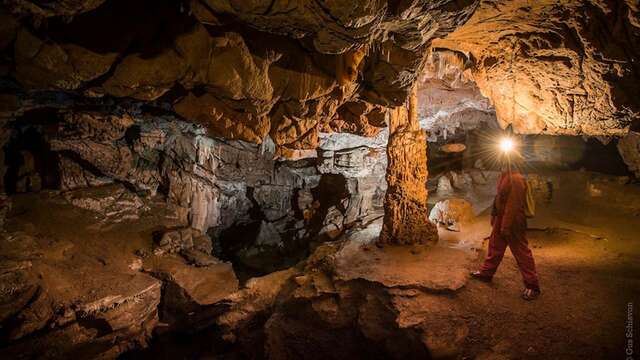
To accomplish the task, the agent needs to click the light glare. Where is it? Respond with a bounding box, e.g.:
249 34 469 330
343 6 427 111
499 137 514 153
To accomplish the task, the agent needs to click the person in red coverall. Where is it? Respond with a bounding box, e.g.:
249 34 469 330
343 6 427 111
471 145 541 300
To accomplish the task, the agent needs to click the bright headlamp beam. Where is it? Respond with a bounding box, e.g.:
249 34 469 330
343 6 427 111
499 137 514 153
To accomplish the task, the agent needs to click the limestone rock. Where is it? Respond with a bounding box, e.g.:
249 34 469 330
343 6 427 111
379 96 437 246
217 268 297 342
63 184 149 224
144 255 238 329
103 50 186 100
322 101 387 138
428 199 475 226
0 240 162 359
450 171 473 190
174 92 271 143
334 240 472 292
154 227 213 256
433 0 640 135
181 248 219 267
436 175 454 194
59 156 113 190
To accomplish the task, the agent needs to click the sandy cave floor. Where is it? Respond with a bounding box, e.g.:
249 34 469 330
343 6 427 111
1 171 639 359
443 216 640 359
433 170 640 359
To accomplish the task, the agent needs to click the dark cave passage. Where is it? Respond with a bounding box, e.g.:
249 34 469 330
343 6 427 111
4 123 60 194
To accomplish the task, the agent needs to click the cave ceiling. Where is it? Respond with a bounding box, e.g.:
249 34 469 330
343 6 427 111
1 0 639 150
432 0 640 136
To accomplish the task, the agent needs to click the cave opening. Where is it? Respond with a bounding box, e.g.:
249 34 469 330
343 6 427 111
212 172 352 283
3 112 61 194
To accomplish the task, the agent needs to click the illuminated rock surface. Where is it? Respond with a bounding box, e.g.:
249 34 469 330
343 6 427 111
432 0 640 135
379 89 437 245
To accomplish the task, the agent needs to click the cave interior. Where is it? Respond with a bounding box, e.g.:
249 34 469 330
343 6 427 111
0 1 639 359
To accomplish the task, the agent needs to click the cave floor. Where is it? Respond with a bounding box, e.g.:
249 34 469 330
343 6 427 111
1 171 639 359
327 209 638 359
435 171 640 359
456 218 639 359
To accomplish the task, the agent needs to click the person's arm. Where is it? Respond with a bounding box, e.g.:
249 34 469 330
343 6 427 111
491 199 497 226
491 174 505 226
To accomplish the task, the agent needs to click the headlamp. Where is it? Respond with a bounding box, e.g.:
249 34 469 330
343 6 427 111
499 137 515 153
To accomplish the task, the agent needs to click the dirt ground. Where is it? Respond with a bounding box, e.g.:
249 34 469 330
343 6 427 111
452 223 638 359
445 171 640 359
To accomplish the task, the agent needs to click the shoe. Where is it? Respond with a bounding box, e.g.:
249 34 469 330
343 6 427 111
469 271 492 283
522 288 541 301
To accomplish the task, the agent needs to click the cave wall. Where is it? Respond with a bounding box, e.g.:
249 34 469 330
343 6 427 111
432 0 640 136
1 0 639 228
0 0 482 258
4 100 388 268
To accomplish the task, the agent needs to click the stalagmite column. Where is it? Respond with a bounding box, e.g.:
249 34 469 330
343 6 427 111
378 86 437 246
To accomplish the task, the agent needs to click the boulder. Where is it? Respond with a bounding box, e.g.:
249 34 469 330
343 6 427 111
429 198 475 226
143 255 238 330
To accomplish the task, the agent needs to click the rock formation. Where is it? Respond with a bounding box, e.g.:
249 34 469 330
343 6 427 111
417 50 496 142
0 0 640 357
0 0 479 149
432 0 640 135
379 87 437 245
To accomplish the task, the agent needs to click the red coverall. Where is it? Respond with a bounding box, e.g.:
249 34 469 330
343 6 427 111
478 171 540 291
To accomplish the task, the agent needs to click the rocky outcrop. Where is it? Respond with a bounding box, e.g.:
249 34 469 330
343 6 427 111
14 27 118 90
170 220 480 360
429 198 475 227
432 0 640 136
143 254 238 331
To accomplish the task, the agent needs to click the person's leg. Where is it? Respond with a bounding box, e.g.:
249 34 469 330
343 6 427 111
477 233 508 278
508 231 540 291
